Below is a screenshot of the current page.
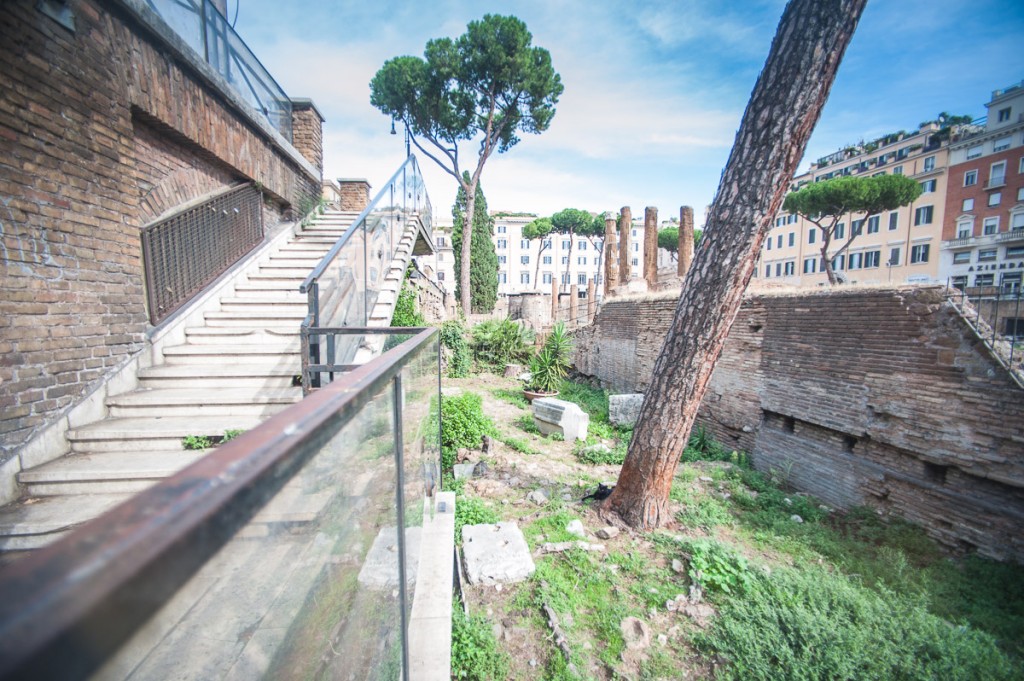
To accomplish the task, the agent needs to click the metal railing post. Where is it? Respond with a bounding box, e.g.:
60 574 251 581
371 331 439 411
391 374 411 681
363 218 369 326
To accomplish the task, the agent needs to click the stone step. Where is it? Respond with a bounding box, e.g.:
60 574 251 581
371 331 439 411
203 310 305 329
217 298 308 311
160 344 299 366
67 415 266 453
235 279 305 292
268 251 323 262
183 327 300 345
260 258 322 269
255 267 315 278
107 387 300 418
245 271 310 283
18 450 206 496
0 493 130 551
137 364 300 390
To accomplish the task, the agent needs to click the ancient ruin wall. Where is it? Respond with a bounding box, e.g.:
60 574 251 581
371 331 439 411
574 287 1024 561
0 0 321 458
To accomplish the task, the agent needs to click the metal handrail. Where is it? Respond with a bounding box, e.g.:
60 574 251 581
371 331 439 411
300 155 426 296
0 328 440 680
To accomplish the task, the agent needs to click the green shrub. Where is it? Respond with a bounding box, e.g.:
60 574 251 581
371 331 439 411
451 604 509 680
574 441 626 465
221 429 244 443
440 320 471 378
527 322 572 392
681 538 752 595
557 379 609 424
697 565 1017 681
440 392 495 473
470 318 534 369
181 434 213 450
455 495 501 543
491 387 528 409
513 414 540 435
390 268 426 327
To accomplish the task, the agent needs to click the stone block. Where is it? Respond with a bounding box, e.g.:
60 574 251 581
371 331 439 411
461 522 535 585
609 393 644 427
532 398 589 441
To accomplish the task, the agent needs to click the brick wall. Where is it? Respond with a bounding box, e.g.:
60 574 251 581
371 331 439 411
0 0 321 459
574 287 1024 561
291 99 324 175
339 179 371 212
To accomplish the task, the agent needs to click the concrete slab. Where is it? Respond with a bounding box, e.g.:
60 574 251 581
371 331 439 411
461 522 535 585
609 393 645 427
357 525 423 590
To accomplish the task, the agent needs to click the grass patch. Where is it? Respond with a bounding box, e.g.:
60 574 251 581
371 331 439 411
455 495 500 544
512 414 540 435
556 379 609 423
451 603 509 680
697 564 1017 680
499 435 538 455
491 387 529 409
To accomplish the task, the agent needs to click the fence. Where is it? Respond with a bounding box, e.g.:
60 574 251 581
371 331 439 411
945 282 1023 387
301 156 432 388
144 0 293 140
141 183 263 325
0 328 441 680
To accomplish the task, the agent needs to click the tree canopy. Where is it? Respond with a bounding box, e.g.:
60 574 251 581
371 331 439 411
657 227 702 260
370 15 563 315
782 174 921 283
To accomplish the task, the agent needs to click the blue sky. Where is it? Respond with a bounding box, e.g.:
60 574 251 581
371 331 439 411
235 0 1024 225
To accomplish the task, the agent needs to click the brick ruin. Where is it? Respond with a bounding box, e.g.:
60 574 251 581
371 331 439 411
0 0 322 459
574 286 1024 561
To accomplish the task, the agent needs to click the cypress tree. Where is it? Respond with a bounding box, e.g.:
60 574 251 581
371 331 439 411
451 172 498 313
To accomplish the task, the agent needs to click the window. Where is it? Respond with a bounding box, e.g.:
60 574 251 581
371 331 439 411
788 232 795 247
923 156 935 172
633 243 639 252
577 256 586 265
910 244 930 264
520 255 530 264
952 252 971 264
1012 212 1024 231
577 273 586 285
956 221 972 238
852 219 864 236
520 239 529 249
1020 157 1024 174
832 254 845 270
497 239 507 249
436 271 446 283
543 255 552 265
951 275 968 290
777 235 783 248
990 161 1007 186
543 239 552 248
594 257 600 265
920 179 936 193
964 170 978 186
1019 187 1024 202
803 257 817 273
542 272 552 284
993 136 1011 152
1002 273 1022 294
436 236 446 247
498 255 507 264
867 215 880 234
978 248 997 261
893 165 903 175
962 198 974 211
1007 245 1024 258
888 247 901 266
631 229 637 237
808 229 817 244
631 257 639 267
766 239 772 251
561 240 570 249
888 212 898 231
974 274 994 286
561 256 569 265
913 206 933 226
784 261 794 276
835 222 845 239
848 252 863 270
578 241 587 250
561 273 570 284
497 226 506 234
989 192 1001 207
775 263 782 277
997 107 1011 122
776 217 783 227
967 145 983 160
520 272 530 284
765 264 771 278
498 272 507 283
864 250 881 268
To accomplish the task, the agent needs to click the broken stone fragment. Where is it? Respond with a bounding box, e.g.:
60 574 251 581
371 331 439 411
566 519 586 538
596 526 619 540
526 489 549 505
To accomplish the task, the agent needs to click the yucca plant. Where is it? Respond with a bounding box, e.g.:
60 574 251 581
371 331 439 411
527 322 572 393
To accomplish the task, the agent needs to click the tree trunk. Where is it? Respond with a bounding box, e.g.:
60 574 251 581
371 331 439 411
602 0 867 530
460 180 476 316
820 229 838 284
533 242 548 290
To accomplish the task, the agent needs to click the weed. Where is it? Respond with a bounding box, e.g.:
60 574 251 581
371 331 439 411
222 428 244 442
675 537 752 595
181 434 213 450
573 441 625 465
500 436 538 455
491 387 528 409
512 414 540 435
439 392 495 475
440 320 471 378
451 603 509 680
556 379 609 423
549 432 564 442
455 495 500 544
470 318 534 370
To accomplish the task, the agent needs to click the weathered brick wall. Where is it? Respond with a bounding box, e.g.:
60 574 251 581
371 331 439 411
574 287 1024 561
0 0 321 459
290 100 324 174
339 179 371 212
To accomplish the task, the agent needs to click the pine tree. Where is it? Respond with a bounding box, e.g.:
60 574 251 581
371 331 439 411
452 173 498 313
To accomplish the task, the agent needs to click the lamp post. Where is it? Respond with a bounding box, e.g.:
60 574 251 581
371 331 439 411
390 118 411 157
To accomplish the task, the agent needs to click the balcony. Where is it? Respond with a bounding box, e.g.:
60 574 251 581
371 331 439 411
996 229 1024 243
943 235 976 248
986 176 1007 190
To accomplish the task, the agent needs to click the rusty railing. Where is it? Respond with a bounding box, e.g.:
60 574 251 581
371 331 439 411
140 183 263 325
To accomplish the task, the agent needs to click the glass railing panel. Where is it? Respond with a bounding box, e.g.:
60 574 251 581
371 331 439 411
86 384 402 681
146 0 204 56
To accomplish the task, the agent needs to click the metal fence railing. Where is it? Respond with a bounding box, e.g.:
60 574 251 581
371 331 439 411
140 183 263 325
300 155 432 389
0 328 441 681
144 0 293 140
945 281 1023 387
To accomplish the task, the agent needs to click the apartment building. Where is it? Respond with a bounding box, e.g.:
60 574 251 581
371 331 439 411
941 81 1024 293
756 123 951 286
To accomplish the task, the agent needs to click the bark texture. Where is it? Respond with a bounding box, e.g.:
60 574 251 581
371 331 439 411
603 0 868 530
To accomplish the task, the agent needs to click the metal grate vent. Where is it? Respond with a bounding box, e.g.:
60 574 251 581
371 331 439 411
141 183 263 325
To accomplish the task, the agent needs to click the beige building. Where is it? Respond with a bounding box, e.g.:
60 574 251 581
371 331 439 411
757 122 951 286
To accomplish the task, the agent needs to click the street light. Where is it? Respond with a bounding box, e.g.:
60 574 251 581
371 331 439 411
390 117 410 157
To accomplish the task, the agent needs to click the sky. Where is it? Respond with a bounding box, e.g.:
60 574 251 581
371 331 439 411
233 0 1024 226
